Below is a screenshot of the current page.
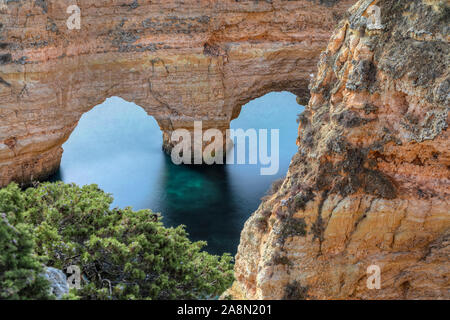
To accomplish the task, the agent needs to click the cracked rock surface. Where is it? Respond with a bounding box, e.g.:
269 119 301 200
227 0 449 300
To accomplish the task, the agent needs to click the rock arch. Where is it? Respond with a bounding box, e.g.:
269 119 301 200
0 0 354 186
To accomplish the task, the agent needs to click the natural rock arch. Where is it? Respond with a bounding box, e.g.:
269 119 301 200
0 0 354 186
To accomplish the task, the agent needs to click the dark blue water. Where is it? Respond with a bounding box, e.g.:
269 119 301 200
51 92 303 255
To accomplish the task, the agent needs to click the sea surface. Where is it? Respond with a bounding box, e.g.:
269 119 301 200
50 92 304 255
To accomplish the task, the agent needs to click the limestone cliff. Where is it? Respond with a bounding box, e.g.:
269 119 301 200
0 0 353 186
228 0 449 299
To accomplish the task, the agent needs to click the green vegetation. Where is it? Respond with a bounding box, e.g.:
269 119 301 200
283 281 309 300
270 253 293 267
0 199 51 300
278 217 307 245
254 216 268 232
0 182 234 300
290 189 315 212
254 210 272 232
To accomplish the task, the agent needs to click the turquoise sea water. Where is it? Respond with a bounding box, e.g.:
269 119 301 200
50 92 304 255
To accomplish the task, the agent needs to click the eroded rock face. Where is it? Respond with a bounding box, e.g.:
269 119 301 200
0 0 353 186
228 0 449 300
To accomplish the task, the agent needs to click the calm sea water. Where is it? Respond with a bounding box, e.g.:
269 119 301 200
50 92 303 255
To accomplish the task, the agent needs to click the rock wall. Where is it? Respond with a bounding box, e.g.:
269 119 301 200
0 0 353 186
228 0 449 300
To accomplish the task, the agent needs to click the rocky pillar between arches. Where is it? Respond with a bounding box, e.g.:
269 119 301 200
157 119 232 163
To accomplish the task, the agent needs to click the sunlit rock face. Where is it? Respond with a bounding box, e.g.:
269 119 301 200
228 0 449 300
0 0 353 186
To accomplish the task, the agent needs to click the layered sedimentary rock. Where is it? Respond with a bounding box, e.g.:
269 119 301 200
228 0 449 299
0 0 353 186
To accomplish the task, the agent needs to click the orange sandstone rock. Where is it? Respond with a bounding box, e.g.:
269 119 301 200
228 0 449 300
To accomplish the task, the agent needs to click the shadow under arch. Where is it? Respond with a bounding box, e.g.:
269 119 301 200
156 156 239 255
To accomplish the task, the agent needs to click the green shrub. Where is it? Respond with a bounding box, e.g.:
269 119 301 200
290 189 315 212
269 253 292 267
0 185 51 300
254 210 272 232
278 217 307 245
0 182 234 300
254 217 268 232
